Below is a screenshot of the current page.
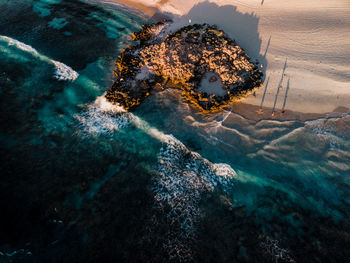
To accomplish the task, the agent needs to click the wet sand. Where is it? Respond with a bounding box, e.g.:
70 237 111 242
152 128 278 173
108 0 169 20
109 0 158 16
228 103 349 122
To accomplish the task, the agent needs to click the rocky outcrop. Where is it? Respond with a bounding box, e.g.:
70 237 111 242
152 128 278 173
106 21 263 112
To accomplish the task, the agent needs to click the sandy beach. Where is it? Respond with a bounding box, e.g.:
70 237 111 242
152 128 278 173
109 0 350 115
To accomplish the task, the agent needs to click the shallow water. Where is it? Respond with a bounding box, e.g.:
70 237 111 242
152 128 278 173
0 1 350 262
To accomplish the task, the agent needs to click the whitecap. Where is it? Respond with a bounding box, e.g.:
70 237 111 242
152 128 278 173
0 35 78 81
0 35 39 56
74 93 237 260
51 60 79 81
76 96 236 191
305 117 349 150
76 94 236 259
93 94 126 114
154 135 236 210
75 96 128 135
151 134 236 260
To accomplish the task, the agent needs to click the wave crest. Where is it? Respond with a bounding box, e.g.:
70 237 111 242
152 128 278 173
0 35 39 56
75 96 128 135
51 60 79 81
152 135 236 260
0 35 79 81
75 95 237 261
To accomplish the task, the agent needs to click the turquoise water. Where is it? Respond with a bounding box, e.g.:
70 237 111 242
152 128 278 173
0 0 350 262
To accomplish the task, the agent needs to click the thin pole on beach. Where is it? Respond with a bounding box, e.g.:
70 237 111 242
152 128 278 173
258 76 270 114
263 36 271 59
272 86 281 116
272 59 287 116
281 78 290 114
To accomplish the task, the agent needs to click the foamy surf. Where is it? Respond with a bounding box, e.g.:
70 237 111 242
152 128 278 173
305 114 350 150
51 60 79 81
75 95 128 135
76 95 237 260
0 35 40 56
93 95 126 114
0 35 79 81
77 96 236 178
151 136 236 260
76 96 236 190
77 96 237 260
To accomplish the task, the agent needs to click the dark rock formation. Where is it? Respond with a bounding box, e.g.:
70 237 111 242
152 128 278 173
106 21 263 112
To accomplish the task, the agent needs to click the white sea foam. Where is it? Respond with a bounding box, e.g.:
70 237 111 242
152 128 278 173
0 35 40 56
51 60 79 81
152 135 236 260
94 95 126 113
77 96 236 185
154 134 236 208
306 118 342 150
76 94 236 260
0 35 78 81
75 96 128 135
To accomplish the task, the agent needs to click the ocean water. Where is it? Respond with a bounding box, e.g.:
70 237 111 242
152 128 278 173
0 1 350 262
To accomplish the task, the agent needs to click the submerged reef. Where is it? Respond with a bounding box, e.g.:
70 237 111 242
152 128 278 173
106 21 263 112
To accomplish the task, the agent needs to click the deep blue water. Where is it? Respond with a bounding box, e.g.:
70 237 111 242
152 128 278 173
0 1 350 262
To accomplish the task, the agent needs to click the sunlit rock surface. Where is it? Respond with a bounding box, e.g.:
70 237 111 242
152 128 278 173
106 21 263 112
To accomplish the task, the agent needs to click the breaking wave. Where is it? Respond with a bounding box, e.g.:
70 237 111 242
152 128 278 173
51 60 79 81
75 95 237 260
75 95 128 135
152 135 236 260
0 35 39 55
0 35 79 81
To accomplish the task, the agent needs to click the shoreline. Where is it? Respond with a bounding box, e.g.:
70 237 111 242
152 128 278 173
109 0 168 20
93 0 157 17
162 88 349 122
